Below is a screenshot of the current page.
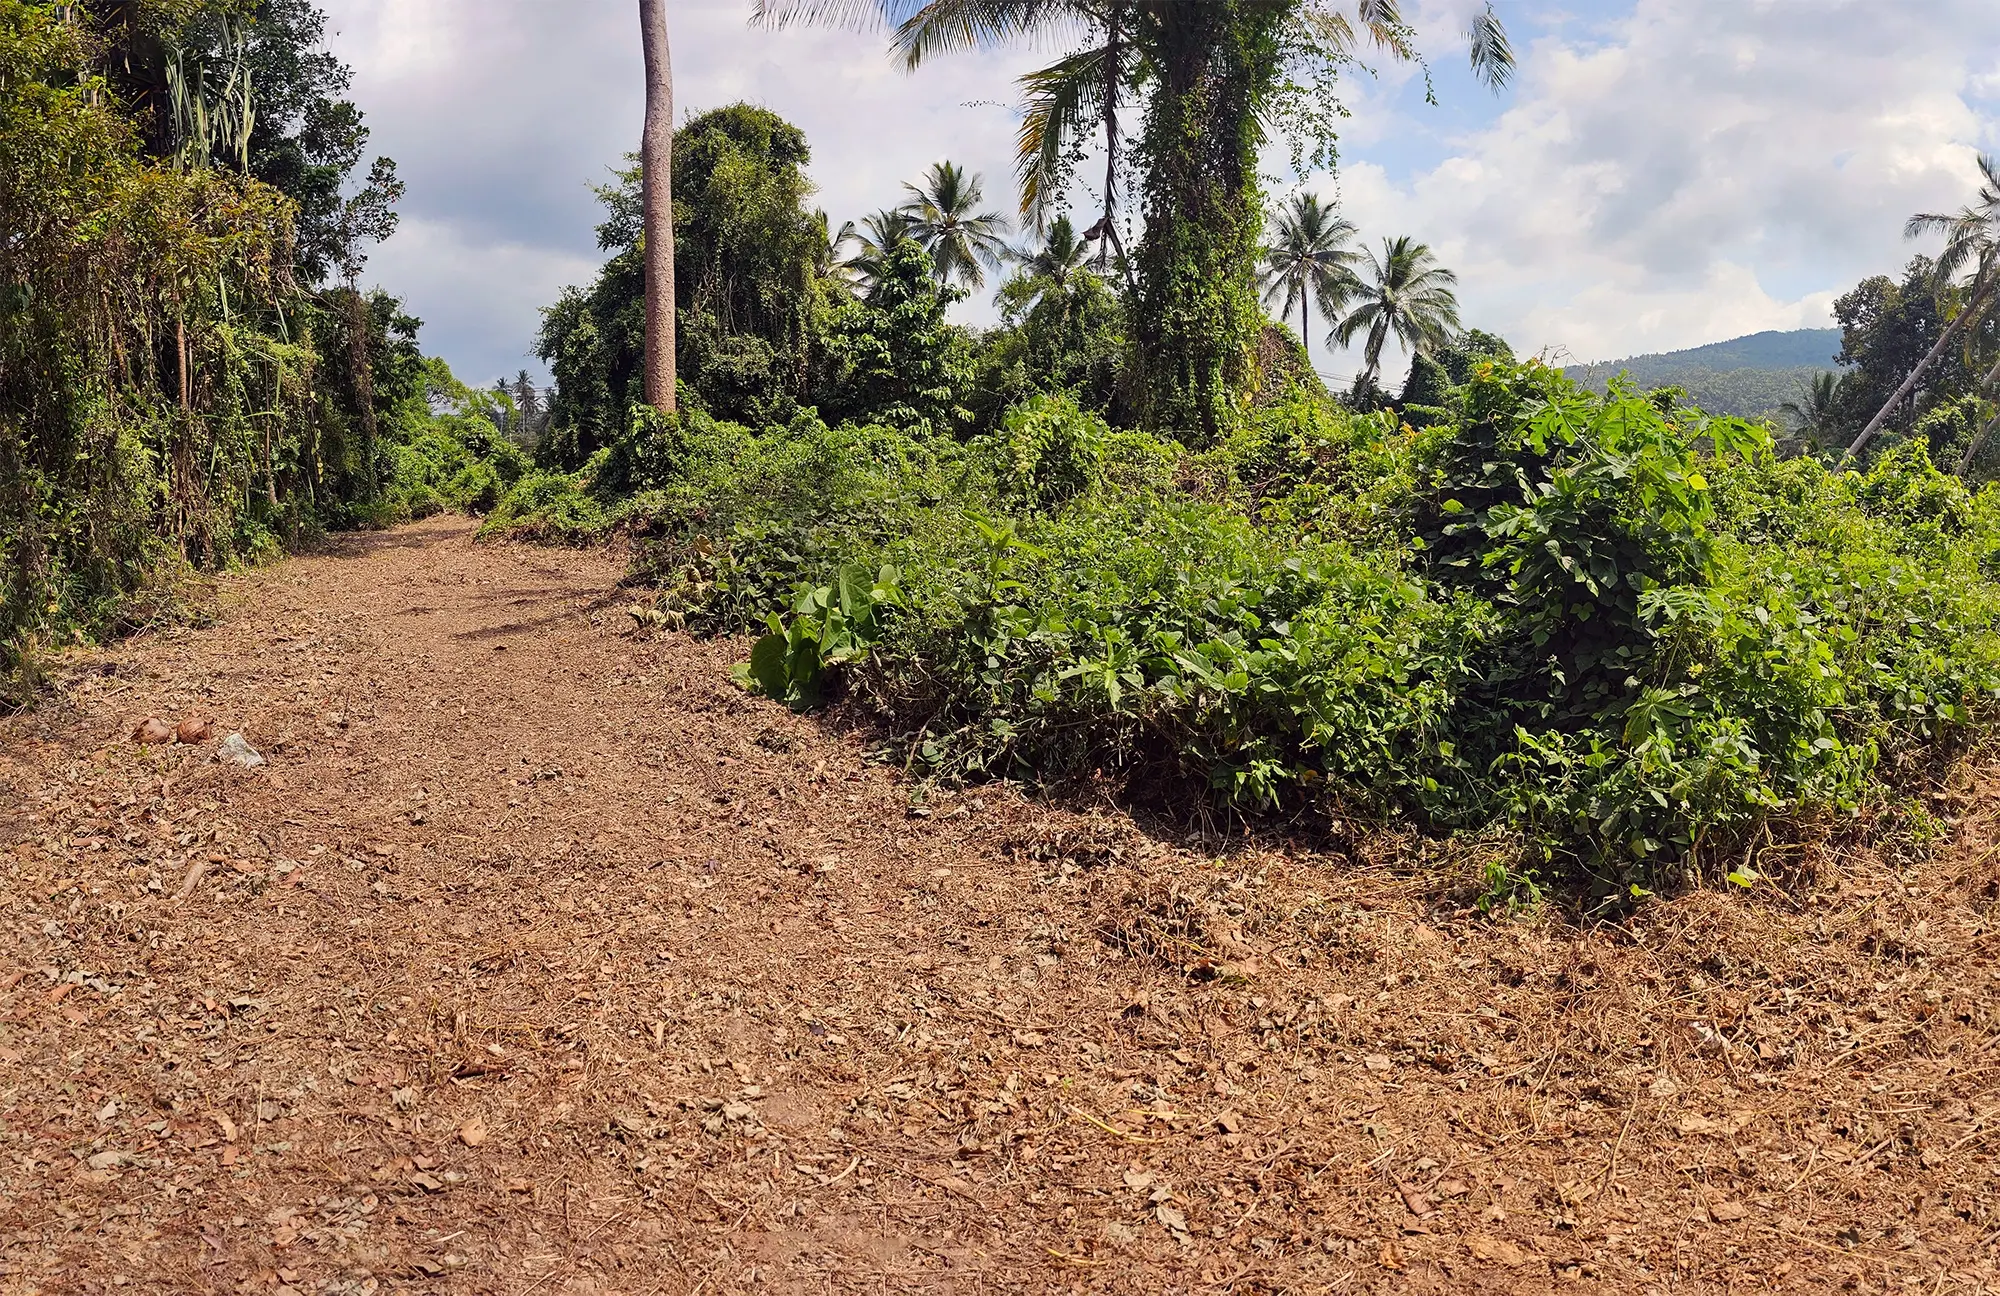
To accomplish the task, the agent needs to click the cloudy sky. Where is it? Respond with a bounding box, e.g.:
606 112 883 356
320 0 2000 389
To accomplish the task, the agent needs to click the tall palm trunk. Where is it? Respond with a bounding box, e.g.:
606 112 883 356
639 0 677 413
1847 273 1995 462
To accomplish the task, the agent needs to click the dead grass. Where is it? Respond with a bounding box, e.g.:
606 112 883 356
1 515 1998 1295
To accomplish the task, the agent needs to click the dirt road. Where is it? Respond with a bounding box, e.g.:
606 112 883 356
3 517 1998 1294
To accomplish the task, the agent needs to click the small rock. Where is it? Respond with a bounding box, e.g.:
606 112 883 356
133 718 174 745
218 733 265 769
175 719 214 744
458 1117 488 1148
1709 1200 1747 1222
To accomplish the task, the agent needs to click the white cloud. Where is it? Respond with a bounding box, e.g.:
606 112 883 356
320 0 2000 388
1324 0 2000 371
362 218 601 381
322 0 1046 384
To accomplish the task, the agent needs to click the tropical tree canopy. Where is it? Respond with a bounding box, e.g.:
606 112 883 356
837 208 921 296
753 0 1514 442
1848 154 2000 459
1015 212 1094 283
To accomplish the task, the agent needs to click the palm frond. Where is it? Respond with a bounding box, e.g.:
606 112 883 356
1299 0 1419 64
1467 4 1514 92
1015 45 1109 226
892 0 1086 69
751 0 889 30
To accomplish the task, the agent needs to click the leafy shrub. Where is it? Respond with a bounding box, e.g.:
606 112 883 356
737 564 904 706
613 361 2000 895
990 393 1106 509
481 471 610 544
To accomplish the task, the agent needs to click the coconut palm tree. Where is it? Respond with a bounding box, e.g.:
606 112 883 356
1847 154 2000 461
1260 193 1359 349
1333 237 1462 394
998 213 1099 314
899 161 1010 290
638 0 676 411
1015 213 1093 281
1778 371 1843 448
836 209 919 296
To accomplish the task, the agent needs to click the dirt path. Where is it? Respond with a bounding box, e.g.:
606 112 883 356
3 517 1999 1295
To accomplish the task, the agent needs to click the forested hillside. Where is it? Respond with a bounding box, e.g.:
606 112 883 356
1566 328 1841 419
0 0 521 707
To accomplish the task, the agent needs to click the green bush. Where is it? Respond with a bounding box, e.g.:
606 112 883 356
614 361 2000 895
989 392 1106 509
480 470 611 544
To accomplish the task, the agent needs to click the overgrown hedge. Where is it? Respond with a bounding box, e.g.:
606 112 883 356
495 368 2000 899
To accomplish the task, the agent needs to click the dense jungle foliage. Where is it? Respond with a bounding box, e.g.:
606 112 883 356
0 0 521 706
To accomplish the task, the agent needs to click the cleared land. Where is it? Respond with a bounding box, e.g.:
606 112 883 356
2 517 1997 1294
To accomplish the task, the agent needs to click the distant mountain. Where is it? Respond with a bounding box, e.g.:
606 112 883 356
1564 328 1842 420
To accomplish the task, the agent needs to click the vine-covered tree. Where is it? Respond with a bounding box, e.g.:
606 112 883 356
329 156 405 501
977 219 1127 425
821 240 976 434
755 0 1513 443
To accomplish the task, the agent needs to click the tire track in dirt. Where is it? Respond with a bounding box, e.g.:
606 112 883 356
3 516 1999 1294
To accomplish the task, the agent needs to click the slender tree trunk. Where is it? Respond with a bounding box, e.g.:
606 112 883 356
1952 354 2000 476
639 0 677 413
1097 11 1138 299
345 284 378 501
1958 408 2000 477
1846 275 1995 462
